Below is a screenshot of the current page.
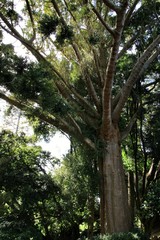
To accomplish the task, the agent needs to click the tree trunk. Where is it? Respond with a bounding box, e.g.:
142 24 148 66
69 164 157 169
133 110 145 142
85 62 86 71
128 171 135 227
99 124 131 234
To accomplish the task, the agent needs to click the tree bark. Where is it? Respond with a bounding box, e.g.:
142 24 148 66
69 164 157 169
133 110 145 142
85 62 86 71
99 124 131 233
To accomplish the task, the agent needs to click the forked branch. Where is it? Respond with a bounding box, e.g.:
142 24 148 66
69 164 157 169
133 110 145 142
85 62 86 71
113 35 160 122
118 34 137 59
101 4 128 131
91 5 115 37
102 0 120 13
125 0 141 26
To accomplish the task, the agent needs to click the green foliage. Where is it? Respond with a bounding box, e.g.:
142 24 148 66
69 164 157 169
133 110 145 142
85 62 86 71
1 46 53 102
38 14 74 44
122 149 134 171
144 91 160 159
13 62 56 102
0 217 42 240
55 143 99 236
0 0 160 237
0 43 17 85
56 24 74 45
0 130 98 239
88 33 100 45
0 130 62 239
1 1 21 25
128 1 160 50
0 47 71 118
141 180 160 220
68 2 78 11
6 9 19 23
39 14 59 37
80 230 148 240
29 117 55 141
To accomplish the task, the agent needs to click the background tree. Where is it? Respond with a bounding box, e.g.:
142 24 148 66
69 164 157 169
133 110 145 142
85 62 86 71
55 142 100 239
0 0 160 234
0 130 63 240
118 65 160 237
0 130 100 240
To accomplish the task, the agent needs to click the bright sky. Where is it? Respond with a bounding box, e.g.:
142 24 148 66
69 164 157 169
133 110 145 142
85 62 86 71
38 133 70 158
0 98 70 159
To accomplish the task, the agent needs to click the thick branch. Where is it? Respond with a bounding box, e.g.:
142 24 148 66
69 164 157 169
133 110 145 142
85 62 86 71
70 86 100 118
102 0 120 13
114 46 159 111
0 12 24 39
0 12 79 93
82 69 101 112
0 92 95 149
92 49 104 86
102 42 120 127
78 110 100 130
63 0 77 22
101 6 127 133
113 36 160 122
66 114 82 135
124 0 141 27
50 0 62 18
118 34 137 59
0 91 66 130
139 49 160 75
146 161 160 186
91 5 115 36
0 13 50 62
42 81 100 131
72 42 82 62
1 18 98 124
1 13 100 125
121 111 138 140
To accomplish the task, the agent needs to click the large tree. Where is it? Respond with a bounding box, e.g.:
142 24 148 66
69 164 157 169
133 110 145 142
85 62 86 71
0 0 160 234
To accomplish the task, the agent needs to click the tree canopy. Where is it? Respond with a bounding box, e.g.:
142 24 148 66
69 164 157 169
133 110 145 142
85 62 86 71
0 0 159 146
0 0 160 236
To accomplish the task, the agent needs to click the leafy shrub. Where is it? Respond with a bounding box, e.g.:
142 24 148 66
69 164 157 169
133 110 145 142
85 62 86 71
78 230 148 240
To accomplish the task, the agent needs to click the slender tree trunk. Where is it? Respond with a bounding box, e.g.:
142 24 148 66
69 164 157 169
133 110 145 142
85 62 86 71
99 124 131 234
87 195 95 240
128 171 135 226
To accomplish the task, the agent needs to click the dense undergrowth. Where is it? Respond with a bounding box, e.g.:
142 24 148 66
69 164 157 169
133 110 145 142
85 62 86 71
79 230 149 240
